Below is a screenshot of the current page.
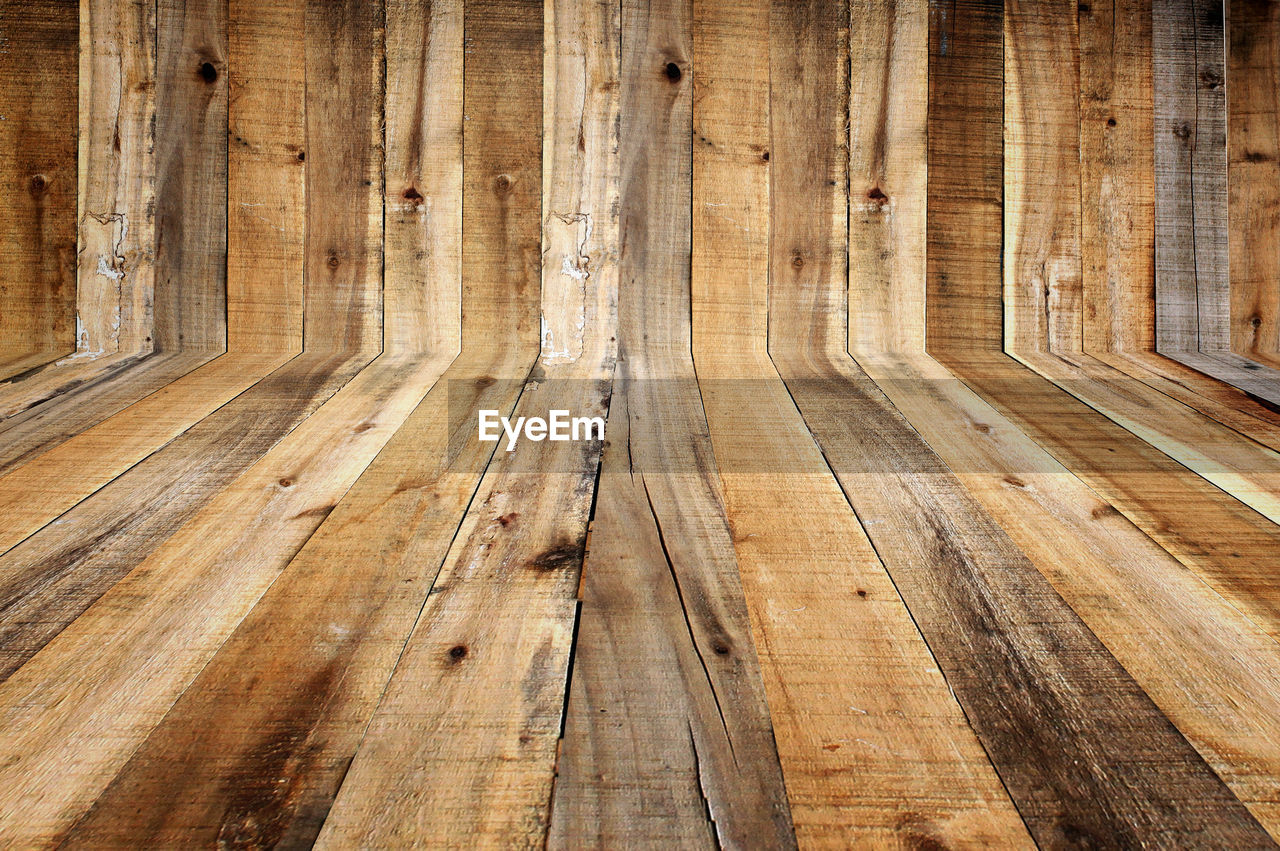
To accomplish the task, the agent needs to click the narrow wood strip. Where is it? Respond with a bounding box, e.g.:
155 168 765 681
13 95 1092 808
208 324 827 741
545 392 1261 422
1154 0 1229 352
384 0 463 356
154 0 229 352
1079 0 1154 353
0 0 78 370
1229 0 1280 360
925 0 1003 352
1003 0 1082 355
226 0 306 353
771 0 1272 841
303 0 385 353
848 0 927 355
75 0 157 358
541 0 794 845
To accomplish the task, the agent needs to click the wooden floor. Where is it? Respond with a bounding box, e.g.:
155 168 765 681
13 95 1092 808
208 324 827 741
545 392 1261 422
3 0 1280 846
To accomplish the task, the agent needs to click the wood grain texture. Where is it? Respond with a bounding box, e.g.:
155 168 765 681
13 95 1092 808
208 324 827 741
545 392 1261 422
1079 0 1155 353
3 1 1280 844
925 0 1004 351
303 0 384 353
691 2 1029 843
1229 0 1280 361
308 0 552 843
1003 0 1082 355
385 0 462 356
226 0 306 353
0 0 78 371
154 0 228 352
1002 0 1280 531
917 0 1274 842
58 7 463 840
548 0 794 846
1154 0 1230 353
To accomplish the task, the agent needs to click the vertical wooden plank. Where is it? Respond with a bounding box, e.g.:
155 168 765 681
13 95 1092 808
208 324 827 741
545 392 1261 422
0 0 78 371
1079 0 1155 353
153 0 228 351
1003 0 1082 355
384 0 463 356
226 0 305 353
848 0 928 355
77 0 157 357
1154 0 1228 352
1229 0 1280 360
300 0 548 843
546 0 794 845
303 0 384 353
925 0 1004 351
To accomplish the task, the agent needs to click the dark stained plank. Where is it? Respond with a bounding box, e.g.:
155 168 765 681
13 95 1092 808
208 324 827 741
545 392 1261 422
0 0 78 372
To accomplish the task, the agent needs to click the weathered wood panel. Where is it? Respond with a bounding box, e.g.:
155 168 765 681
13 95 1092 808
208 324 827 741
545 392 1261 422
153 0 228 351
0 0 78 372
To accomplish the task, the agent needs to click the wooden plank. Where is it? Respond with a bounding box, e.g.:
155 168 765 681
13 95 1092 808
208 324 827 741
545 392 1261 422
543 0 794 845
1154 0 1229 352
153 0 229 352
384 0 462 356
848 0 927 355
1078 0 1154 353
686 1 1029 843
1003 0 1082 355
1229 0 1280 361
0 0 78 370
76 0 158 358
925 0 1003 352
226 0 306 353
302 0 384 353
768 0 1274 842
